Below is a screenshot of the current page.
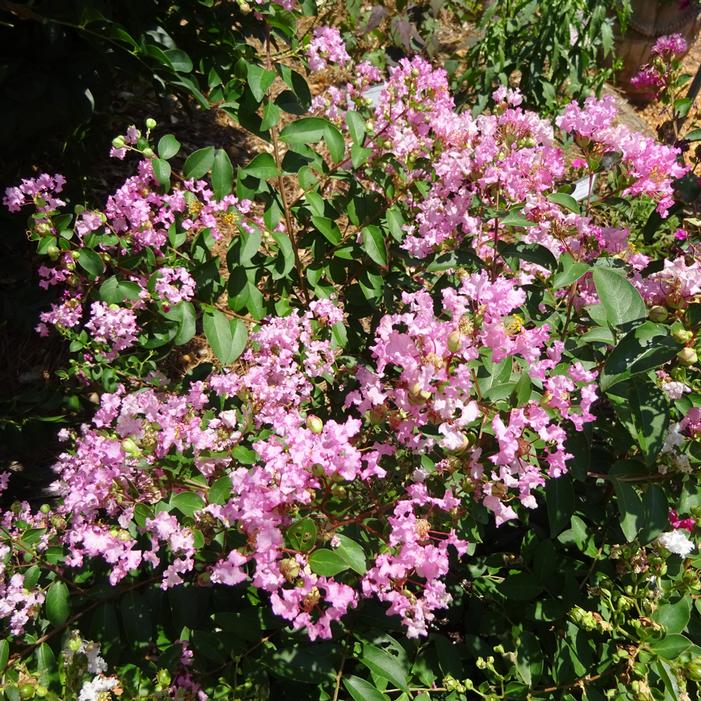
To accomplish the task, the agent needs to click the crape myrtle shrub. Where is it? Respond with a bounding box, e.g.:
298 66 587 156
5 4 701 701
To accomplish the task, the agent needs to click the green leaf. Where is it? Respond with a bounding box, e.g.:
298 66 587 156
592 267 646 327
162 301 196 345
640 484 669 545
170 491 205 517
99 277 141 304
649 634 691 659
500 210 535 227
324 124 345 163
653 597 691 635
247 63 276 102
203 310 248 365
335 535 366 574
272 232 295 281
158 134 181 159
212 149 234 200
351 144 373 168
183 146 216 180
152 158 171 187
243 153 279 180
362 226 388 267
311 216 342 245
612 479 643 542
499 573 542 601
600 322 680 391
360 644 409 691
0 639 8 673
260 100 282 131
280 117 332 147
308 549 348 576
608 379 669 464
209 475 232 505
78 249 105 278
552 254 589 290
164 48 193 73
286 517 317 552
500 242 557 270
35 643 55 672
546 476 575 536
343 675 389 701
346 110 366 146
45 580 70 626
548 192 580 213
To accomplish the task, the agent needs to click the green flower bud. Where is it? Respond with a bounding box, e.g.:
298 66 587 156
19 684 35 700
146 118 157 130
156 669 171 687
306 415 323 434
142 147 155 159
46 244 60 261
673 328 694 344
678 347 698 366
112 136 126 149
648 305 668 323
447 330 463 353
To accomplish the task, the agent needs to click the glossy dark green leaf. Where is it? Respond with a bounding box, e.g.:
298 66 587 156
45 580 70 626
170 491 205 517
360 644 409 691
546 476 575 536
335 535 366 574
308 549 348 576
649 634 691 659
212 149 234 200
157 134 181 159
286 517 317 552
343 675 389 701
653 597 691 635
152 158 171 187
346 110 366 146
78 249 105 278
362 225 388 267
592 267 646 327
183 146 216 180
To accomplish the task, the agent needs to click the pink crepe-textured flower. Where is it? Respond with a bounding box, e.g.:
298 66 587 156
85 302 139 354
307 26 350 72
154 267 196 306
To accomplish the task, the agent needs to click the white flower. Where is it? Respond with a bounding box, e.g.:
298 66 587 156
657 531 695 557
661 381 691 400
78 676 118 701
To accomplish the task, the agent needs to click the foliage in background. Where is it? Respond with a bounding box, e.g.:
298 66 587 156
457 0 632 114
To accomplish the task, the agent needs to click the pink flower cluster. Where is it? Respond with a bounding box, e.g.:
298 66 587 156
346 273 598 526
307 26 350 72
631 34 687 99
556 95 687 215
3 173 66 213
85 302 139 356
155 266 196 307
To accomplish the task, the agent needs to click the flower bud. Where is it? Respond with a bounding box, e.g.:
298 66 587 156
673 328 694 344
112 136 126 149
142 147 155 159
678 347 698 366
306 415 323 434
145 118 157 130
121 438 141 456
648 305 668 323
280 558 300 582
156 669 171 687
447 330 463 353
19 684 35 700
46 244 60 261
